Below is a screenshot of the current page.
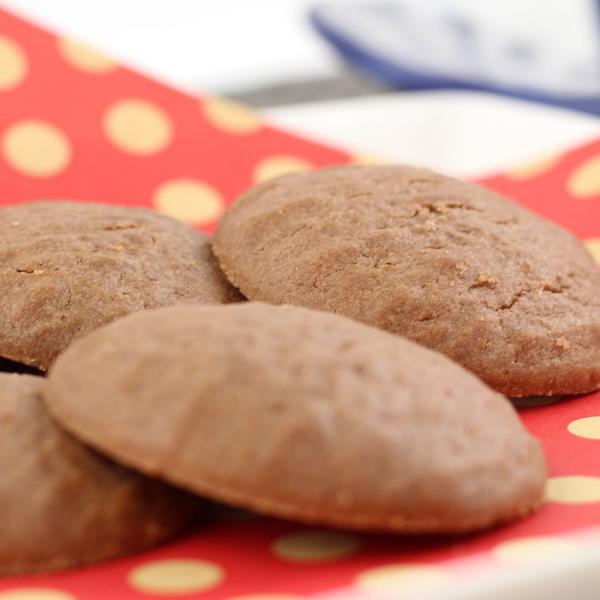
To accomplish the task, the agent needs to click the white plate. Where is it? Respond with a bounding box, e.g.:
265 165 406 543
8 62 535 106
266 90 600 177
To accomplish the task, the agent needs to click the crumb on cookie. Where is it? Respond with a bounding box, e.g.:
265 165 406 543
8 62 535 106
417 219 437 233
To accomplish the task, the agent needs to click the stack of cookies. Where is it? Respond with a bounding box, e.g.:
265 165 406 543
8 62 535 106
2 165 599 575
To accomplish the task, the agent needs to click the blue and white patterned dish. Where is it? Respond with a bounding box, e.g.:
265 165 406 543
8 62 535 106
311 0 600 114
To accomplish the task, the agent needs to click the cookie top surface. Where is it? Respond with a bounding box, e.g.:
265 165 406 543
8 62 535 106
0 201 241 370
45 302 545 534
213 165 600 396
0 373 197 575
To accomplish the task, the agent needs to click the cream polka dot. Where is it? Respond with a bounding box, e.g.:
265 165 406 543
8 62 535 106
0 35 28 91
58 38 116 73
154 178 224 225
505 154 559 180
273 531 360 562
568 155 600 198
226 596 300 600
0 590 76 600
585 240 600 264
203 98 261 134
356 564 449 595
545 475 600 504
253 156 312 183
493 536 581 565
351 154 387 165
103 99 173 155
568 416 600 440
128 559 224 595
2 120 71 177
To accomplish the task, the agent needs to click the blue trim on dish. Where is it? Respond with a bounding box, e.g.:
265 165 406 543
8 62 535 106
310 7 600 115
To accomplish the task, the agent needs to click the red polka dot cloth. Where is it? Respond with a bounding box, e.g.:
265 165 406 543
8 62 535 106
1 7 600 600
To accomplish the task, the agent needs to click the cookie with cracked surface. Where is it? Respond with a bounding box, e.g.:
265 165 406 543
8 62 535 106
213 165 600 396
0 201 242 370
0 373 199 575
45 302 546 534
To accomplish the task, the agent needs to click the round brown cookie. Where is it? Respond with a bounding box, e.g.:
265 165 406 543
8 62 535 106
0 200 242 371
0 373 199 575
213 165 600 397
45 302 546 534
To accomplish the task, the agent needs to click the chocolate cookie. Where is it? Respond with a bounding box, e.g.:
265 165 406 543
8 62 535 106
0 373 198 575
0 201 241 370
213 165 600 396
45 303 546 534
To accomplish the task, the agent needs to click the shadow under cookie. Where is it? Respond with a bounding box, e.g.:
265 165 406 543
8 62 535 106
0 356 42 376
